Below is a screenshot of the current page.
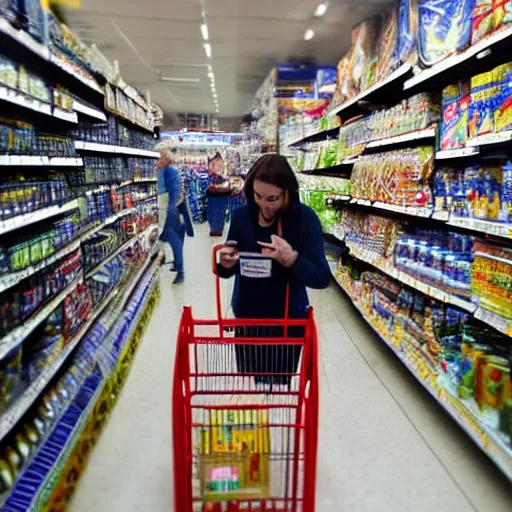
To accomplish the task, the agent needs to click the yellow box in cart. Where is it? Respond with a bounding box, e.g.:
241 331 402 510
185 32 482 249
199 409 270 501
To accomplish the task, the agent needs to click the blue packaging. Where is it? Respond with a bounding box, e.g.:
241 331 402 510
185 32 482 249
418 0 475 67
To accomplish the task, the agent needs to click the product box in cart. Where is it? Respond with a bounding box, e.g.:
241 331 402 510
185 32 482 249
198 409 271 501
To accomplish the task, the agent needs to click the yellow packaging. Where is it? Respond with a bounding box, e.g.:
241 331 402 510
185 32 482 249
199 408 271 501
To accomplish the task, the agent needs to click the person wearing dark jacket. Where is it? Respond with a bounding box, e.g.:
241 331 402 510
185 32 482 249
157 145 194 284
217 154 330 386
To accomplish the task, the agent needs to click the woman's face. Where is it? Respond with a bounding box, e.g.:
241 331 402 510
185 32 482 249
253 179 284 222
209 157 223 175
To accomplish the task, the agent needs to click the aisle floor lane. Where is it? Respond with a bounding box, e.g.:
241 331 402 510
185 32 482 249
69 227 512 512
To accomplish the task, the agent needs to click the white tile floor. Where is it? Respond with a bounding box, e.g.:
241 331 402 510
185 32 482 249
69 226 512 512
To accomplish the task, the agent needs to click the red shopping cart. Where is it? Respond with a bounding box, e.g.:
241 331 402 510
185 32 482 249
172 245 319 512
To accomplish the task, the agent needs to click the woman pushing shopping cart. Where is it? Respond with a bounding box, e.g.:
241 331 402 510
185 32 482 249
173 154 330 511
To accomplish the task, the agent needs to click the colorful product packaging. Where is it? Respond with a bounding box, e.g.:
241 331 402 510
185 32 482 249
350 146 434 207
494 61 512 133
468 70 499 138
418 0 475 67
472 0 497 42
440 82 471 149
472 0 512 42
376 8 400 81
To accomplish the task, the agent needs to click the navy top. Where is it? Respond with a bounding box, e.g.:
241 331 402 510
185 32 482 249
218 203 330 319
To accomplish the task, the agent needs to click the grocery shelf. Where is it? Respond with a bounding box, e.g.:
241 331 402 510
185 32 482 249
404 26 512 90
327 63 412 118
24 260 158 512
0 199 79 236
0 280 114 442
436 147 480 160
107 108 155 134
0 155 83 166
364 127 436 149
73 99 107 122
0 250 157 446
474 307 512 337
0 85 52 116
287 126 340 148
0 220 117 295
346 243 477 313
0 18 49 60
466 130 512 148
53 107 78 123
0 239 81 295
49 54 104 95
447 217 512 240
339 197 512 240
329 265 512 481
0 276 82 361
85 223 157 279
74 141 159 158
0 85 81 124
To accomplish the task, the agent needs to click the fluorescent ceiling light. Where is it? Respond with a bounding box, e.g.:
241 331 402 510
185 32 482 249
314 3 328 17
204 43 212 58
304 29 315 41
160 77 200 83
201 23 209 41
208 71 214 79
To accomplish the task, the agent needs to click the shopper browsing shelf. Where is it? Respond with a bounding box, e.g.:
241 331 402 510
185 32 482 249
156 144 194 284
217 154 330 385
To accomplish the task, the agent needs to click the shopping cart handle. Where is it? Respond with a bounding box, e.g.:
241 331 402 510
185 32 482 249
211 244 227 276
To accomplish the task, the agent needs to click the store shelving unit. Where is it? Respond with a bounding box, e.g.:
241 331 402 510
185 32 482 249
299 19 512 480
0 7 161 510
328 262 512 480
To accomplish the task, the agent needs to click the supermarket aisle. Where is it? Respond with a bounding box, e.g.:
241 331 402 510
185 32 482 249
69 226 512 512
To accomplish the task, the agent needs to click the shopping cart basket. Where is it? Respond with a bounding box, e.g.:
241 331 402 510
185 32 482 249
172 245 319 512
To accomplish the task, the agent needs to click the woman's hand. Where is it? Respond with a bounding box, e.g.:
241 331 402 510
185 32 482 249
219 246 239 269
258 235 298 268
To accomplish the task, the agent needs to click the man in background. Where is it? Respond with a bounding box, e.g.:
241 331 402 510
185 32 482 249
156 143 193 284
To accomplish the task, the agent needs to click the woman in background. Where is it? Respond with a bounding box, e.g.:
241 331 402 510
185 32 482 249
206 152 231 236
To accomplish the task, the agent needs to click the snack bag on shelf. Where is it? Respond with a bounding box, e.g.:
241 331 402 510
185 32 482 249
493 62 512 133
349 22 376 94
376 8 400 80
468 70 498 138
418 0 474 67
475 354 510 411
398 0 419 64
503 160 512 222
494 0 512 30
472 0 496 42
332 54 353 107
464 165 504 221
440 82 471 149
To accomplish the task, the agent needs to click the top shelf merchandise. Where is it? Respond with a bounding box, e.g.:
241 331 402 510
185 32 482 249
0 4 162 510
326 0 512 119
0 6 157 130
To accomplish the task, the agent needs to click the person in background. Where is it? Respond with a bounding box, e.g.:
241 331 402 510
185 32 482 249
206 152 232 236
156 144 194 284
217 154 330 386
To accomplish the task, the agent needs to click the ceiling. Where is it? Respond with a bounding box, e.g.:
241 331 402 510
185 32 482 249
61 0 391 129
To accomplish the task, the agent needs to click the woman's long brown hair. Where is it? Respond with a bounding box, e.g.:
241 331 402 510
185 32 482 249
243 154 300 236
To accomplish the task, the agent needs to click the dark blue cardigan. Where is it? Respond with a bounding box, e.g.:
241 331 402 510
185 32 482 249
218 203 330 319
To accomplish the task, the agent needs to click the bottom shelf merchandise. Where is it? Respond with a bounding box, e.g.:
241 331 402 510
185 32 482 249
0 247 160 510
329 255 512 480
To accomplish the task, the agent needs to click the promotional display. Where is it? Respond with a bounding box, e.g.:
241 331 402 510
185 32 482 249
0 4 161 510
